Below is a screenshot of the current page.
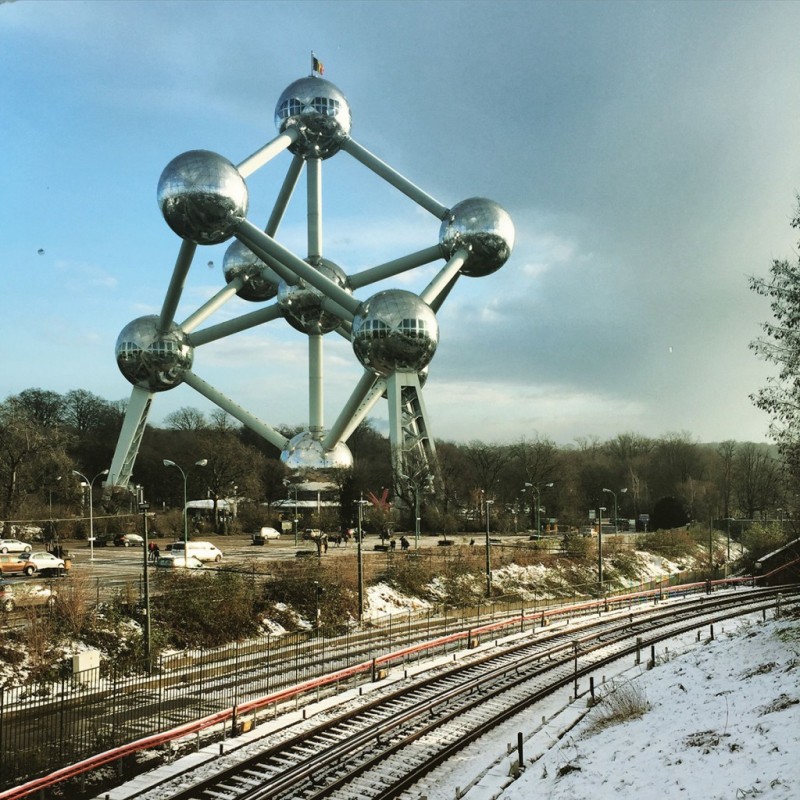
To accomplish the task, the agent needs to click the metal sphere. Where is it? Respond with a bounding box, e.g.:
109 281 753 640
223 240 279 302
277 257 351 334
157 150 249 245
439 197 515 277
351 290 439 377
280 431 354 472
115 315 193 392
274 77 352 160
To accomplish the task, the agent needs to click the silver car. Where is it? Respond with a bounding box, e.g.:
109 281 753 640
19 552 66 574
0 539 33 554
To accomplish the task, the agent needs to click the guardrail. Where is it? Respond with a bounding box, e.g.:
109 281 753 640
0 574 761 800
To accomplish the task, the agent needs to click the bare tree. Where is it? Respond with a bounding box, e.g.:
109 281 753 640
164 406 208 431
734 442 780 520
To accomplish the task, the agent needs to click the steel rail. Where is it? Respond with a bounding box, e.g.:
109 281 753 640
147 588 797 800
0 580 776 800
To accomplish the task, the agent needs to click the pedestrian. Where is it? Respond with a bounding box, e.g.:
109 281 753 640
400 535 409 551
153 544 160 562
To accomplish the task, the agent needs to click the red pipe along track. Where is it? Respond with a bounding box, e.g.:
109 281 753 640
0 575 764 800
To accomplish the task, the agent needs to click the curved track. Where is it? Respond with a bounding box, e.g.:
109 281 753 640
126 587 797 800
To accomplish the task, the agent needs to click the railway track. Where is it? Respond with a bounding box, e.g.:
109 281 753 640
113 587 797 800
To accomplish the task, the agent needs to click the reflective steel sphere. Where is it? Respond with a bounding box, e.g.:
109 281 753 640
274 77 352 160
223 240 279 302
280 431 354 471
351 290 439 376
278 257 351 334
439 197 515 277
116 316 193 391
157 150 249 245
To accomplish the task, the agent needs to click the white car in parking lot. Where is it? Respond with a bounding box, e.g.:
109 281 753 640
156 554 204 569
19 552 66 574
0 539 33 554
252 527 281 544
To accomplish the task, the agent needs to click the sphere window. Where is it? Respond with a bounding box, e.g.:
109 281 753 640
312 97 340 116
277 98 304 120
118 342 140 359
401 319 427 338
151 340 177 356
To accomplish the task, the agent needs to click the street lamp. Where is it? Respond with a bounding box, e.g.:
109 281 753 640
598 505 607 590
136 485 152 672
356 497 369 620
283 479 299 546
399 472 421 550
48 475 62 551
485 499 494 597
602 487 628 533
72 469 108 563
163 458 207 564
525 481 553 536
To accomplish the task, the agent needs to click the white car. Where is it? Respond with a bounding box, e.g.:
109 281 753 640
169 541 223 562
156 554 204 569
19 552 66 574
0 539 33 554
253 527 281 544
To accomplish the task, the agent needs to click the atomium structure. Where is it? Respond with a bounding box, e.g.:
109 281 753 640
106 73 515 494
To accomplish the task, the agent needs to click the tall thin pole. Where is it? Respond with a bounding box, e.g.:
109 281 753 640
357 497 365 620
485 499 493 597
598 506 604 590
414 483 420 550
72 469 108 563
163 459 207 566
138 487 152 673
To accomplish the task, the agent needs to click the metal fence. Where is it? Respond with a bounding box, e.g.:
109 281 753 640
0 565 726 793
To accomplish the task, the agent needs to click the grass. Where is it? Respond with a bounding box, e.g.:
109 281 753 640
588 678 651 732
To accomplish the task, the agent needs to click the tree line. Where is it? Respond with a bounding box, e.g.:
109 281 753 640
0 387 787 539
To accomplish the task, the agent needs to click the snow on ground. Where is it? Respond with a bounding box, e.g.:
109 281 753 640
366 583 432 618
415 611 800 800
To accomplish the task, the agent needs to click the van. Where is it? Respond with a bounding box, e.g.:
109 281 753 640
170 541 223 563
252 527 281 545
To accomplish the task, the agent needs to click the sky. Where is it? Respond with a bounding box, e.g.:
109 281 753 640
3 0 800 448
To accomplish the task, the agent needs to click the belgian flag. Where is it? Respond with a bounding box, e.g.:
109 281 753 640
312 54 324 76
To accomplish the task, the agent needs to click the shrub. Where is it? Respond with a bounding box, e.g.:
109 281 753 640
740 522 789 573
151 570 261 648
589 678 650 731
638 529 697 561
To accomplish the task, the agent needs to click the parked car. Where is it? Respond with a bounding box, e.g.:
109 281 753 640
0 554 36 576
169 541 223 562
0 539 33 554
18 552 66 575
252 527 281 545
0 581 56 611
113 533 144 547
156 554 204 569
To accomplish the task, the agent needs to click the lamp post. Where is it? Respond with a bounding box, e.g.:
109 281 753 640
525 481 553 536
602 487 627 533
598 505 606 590
356 497 369 620
72 469 108 562
283 480 299 546
48 475 62 551
399 472 421 550
163 458 207 565
137 485 152 672
485 498 494 597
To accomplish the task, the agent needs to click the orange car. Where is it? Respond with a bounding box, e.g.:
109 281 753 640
0 554 36 576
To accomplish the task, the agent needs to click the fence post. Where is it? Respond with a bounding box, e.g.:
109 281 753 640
0 687 4 778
